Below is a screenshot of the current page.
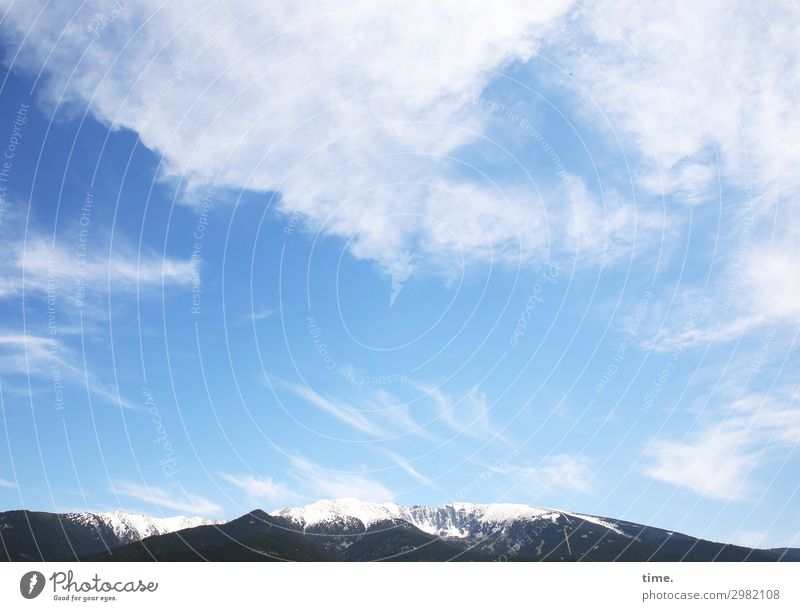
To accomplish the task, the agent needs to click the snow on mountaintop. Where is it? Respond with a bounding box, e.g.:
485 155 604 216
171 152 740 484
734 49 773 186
448 502 556 522
66 509 216 544
271 498 407 528
269 498 625 538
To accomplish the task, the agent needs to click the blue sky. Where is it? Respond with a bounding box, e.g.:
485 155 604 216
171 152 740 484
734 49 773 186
0 1 799 548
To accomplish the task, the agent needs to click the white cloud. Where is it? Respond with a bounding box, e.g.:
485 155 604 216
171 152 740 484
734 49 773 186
272 377 518 445
561 1 800 205
0 234 194 301
288 454 395 503
219 473 300 508
268 376 438 440
249 308 278 322
222 453 397 508
645 386 800 500
372 393 438 442
647 242 800 350
506 453 595 493
646 431 757 500
381 449 437 489
0 334 55 372
418 383 508 442
0 223 193 412
731 530 769 548
742 247 800 325
2 1 796 322
111 480 223 516
0 333 138 410
0 477 17 489
561 177 666 266
558 1 800 343
0 0 671 277
271 378 387 437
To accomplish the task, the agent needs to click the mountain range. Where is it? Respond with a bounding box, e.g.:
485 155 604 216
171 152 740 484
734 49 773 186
1 499 796 562
0 509 215 561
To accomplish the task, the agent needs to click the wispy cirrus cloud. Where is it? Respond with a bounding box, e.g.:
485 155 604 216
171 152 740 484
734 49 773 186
646 431 758 501
0 333 138 410
288 454 395 503
0 234 194 301
248 308 279 323
418 383 509 443
110 480 223 516
645 386 800 501
381 449 438 489
646 244 800 351
273 376 510 443
221 453 396 509
496 453 595 494
219 473 300 508
267 376 437 440
271 378 388 437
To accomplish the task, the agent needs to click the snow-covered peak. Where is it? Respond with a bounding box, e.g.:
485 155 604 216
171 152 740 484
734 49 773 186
404 502 560 537
271 498 407 528
66 509 217 544
269 498 623 538
447 502 557 522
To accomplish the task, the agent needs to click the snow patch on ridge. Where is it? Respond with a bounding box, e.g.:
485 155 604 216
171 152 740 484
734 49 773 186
563 511 625 536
